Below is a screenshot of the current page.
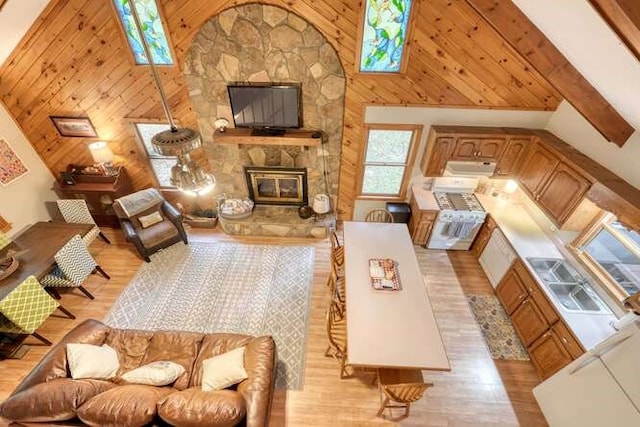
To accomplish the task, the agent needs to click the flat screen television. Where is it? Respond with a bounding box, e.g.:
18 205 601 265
227 83 302 135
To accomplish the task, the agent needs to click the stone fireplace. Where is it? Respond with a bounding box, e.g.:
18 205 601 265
244 166 308 206
183 3 345 238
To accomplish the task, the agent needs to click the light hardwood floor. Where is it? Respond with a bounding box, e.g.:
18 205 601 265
0 227 547 426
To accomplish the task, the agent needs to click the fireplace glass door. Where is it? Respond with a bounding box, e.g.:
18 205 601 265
244 167 308 206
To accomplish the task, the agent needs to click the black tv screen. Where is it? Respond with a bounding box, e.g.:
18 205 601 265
228 83 302 129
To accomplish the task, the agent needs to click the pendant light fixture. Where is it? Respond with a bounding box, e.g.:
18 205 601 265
129 1 214 196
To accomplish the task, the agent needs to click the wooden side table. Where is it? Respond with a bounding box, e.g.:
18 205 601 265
53 168 134 228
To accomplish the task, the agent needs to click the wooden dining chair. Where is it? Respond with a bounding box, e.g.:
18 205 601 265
56 199 111 245
376 368 433 419
40 235 110 300
365 209 394 223
325 302 350 379
330 231 344 278
326 262 346 318
0 276 66 345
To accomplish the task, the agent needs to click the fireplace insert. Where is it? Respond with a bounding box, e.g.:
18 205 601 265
244 166 308 206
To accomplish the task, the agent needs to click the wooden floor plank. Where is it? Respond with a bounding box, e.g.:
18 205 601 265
0 227 546 426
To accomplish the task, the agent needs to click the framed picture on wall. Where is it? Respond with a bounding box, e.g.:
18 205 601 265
50 116 98 138
0 137 29 186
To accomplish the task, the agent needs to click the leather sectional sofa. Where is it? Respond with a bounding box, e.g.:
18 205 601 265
0 319 276 426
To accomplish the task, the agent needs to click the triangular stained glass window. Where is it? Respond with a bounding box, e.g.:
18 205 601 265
113 0 173 65
359 0 412 73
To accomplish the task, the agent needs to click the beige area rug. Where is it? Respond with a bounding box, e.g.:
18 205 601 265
104 241 315 390
467 294 530 361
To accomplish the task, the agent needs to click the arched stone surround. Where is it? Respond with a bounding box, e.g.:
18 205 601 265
183 3 345 210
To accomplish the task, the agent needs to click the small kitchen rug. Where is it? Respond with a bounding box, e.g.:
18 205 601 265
467 294 530 361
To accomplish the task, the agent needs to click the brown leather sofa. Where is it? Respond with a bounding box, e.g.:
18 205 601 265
0 319 276 426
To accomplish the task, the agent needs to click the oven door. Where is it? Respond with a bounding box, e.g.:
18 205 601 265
427 212 484 250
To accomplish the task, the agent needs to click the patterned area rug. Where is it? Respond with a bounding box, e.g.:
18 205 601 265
104 242 315 390
467 294 530 361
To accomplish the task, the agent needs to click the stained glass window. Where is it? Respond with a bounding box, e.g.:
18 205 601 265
359 0 412 73
113 0 173 65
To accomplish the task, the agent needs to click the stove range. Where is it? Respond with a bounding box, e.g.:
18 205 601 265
433 192 484 212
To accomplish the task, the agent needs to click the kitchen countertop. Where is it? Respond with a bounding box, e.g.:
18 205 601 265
411 184 440 211
476 194 616 350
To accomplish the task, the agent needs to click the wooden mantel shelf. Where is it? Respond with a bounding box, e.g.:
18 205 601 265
213 128 323 146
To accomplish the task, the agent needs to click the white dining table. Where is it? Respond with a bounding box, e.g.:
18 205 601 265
343 221 450 371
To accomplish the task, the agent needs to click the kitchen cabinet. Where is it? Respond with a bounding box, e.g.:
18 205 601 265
537 162 591 225
518 142 559 195
496 268 528 315
518 141 591 226
408 194 437 245
471 215 496 258
528 328 573 379
421 136 455 176
452 137 506 160
495 136 530 177
511 296 550 347
496 258 586 379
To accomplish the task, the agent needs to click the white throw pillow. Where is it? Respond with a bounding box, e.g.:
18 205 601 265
201 346 248 391
66 343 119 380
120 361 185 386
138 211 163 228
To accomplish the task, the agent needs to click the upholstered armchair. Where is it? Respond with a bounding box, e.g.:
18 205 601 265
113 188 187 262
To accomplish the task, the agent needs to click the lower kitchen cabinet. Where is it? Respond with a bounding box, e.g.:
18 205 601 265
528 328 573 380
496 268 528 315
511 297 549 347
496 258 586 379
408 194 437 245
471 215 496 258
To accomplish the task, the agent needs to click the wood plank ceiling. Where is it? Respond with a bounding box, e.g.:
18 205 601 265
0 0 563 219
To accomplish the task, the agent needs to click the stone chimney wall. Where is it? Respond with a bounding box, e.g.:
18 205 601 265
184 4 345 206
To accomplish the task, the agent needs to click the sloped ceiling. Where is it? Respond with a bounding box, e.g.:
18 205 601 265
0 0 50 66
513 0 640 140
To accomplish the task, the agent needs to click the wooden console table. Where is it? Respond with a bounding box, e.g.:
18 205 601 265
53 168 133 228
213 128 323 146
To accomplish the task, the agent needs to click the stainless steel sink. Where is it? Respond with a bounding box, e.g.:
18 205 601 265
526 258 608 313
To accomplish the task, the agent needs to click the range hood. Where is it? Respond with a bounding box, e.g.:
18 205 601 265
444 160 497 177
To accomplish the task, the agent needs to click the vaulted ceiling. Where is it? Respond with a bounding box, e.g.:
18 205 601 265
0 0 637 219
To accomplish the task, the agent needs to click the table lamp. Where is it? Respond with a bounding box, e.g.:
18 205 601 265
88 141 115 175
313 194 331 219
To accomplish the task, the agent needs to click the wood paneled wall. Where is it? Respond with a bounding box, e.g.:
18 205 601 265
0 0 561 219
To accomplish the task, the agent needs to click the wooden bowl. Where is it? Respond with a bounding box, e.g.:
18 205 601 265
0 256 19 281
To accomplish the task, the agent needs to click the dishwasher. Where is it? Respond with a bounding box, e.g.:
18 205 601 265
479 228 517 288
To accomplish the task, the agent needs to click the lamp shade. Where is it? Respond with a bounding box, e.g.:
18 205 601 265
88 141 114 164
312 194 331 214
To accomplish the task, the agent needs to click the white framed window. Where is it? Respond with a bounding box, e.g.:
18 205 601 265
358 124 421 199
570 213 640 302
132 122 176 188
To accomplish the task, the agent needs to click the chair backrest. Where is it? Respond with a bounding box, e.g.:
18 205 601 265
326 301 346 352
113 188 164 219
0 276 59 333
55 235 97 285
365 209 394 223
0 231 11 251
57 199 95 225
382 382 431 404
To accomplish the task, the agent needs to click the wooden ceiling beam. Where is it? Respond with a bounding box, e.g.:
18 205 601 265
466 0 635 147
589 0 640 63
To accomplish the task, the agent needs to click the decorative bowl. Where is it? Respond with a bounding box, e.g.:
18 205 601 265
0 256 19 281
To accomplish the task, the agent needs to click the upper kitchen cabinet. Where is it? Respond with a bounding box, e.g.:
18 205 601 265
518 142 560 195
421 129 456 176
519 139 592 226
452 136 507 160
495 135 532 177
